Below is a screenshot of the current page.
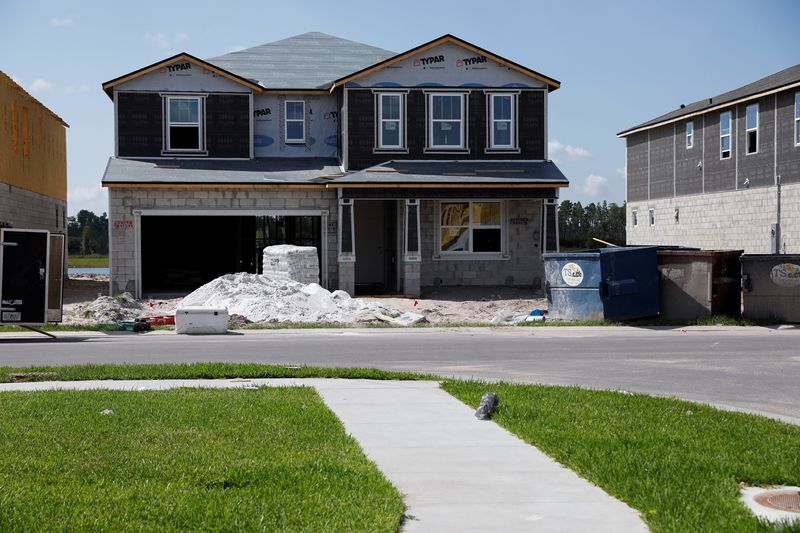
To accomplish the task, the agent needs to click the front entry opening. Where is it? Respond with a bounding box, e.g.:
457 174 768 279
141 215 321 296
354 200 397 295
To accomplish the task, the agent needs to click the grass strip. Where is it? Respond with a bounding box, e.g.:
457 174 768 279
0 387 404 531
442 380 800 532
0 362 436 383
67 254 109 268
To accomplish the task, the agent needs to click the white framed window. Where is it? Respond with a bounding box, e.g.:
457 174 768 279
489 93 515 149
746 103 758 155
632 210 638 227
686 120 694 149
428 93 465 149
440 201 502 254
377 93 404 149
285 100 305 143
166 96 203 152
794 92 799 146
720 111 732 159
649 208 655 227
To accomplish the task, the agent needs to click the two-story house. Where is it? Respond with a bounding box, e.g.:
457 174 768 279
101 32 568 298
618 65 800 254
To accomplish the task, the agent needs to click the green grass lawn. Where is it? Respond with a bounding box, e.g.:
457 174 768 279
0 387 404 532
0 362 434 383
67 254 109 268
442 381 800 532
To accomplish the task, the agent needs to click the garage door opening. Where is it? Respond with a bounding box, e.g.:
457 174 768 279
141 215 322 296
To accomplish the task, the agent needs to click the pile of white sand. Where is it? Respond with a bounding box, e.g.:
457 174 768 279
67 292 142 324
179 273 396 323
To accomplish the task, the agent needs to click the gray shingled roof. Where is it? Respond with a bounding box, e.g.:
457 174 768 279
208 32 396 89
333 161 569 185
618 63 800 136
101 157 343 184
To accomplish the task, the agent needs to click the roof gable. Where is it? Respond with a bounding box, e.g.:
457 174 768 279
331 34 560 92
101 53 262 98
208 32 396 90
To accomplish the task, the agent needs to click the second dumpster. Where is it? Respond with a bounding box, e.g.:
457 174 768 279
657 249 743 321
544 247 659 321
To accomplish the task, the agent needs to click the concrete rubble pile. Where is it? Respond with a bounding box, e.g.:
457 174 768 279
67 292 142 325
180 272 400 324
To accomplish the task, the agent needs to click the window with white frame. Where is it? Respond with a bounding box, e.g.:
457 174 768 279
720 111 732 159
166 97 203 151
377 93 404 149
285 100 305 143
746 103 758 154
440 201 502 253
489 93 515 149
686 120 694 149
429 93 465 149
794 92 799 146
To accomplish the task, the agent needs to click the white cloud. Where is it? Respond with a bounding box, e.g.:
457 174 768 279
29 79 54 93
616 165 627 179
65 84 91 94
50 16 74 27
69 185 108 214
581 174 609 197
548 139 590 161
145 31 189 49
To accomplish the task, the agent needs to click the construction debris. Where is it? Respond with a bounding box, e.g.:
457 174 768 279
179 273 397 324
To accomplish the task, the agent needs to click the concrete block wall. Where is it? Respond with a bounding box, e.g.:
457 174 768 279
0 183 67 234
419 199 544 288
627 182 800 253
108 187 337 295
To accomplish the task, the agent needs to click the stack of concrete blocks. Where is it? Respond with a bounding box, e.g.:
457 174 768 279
262 245 320 284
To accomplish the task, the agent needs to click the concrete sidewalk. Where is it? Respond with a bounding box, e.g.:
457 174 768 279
0 378 648 532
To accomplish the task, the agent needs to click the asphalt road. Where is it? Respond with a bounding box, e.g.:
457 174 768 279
2 326 799 423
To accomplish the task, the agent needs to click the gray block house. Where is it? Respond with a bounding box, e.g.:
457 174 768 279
102 33 567 297
618 65 800 253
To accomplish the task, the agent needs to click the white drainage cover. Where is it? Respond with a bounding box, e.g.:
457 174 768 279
740 486 800 524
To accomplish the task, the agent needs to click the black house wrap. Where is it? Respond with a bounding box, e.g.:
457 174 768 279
205 94 250 158
346 89 546 170
116 92 163 157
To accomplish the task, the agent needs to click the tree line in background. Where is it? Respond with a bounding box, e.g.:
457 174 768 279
67 210 108 256
558 200 626 249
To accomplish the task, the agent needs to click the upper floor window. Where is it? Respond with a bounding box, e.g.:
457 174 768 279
428 93 465 149
794 92 799 146
489 93 516 149
166 97 203 152
720 111 731 159
746 103 758 155
378 93 404 149
686 120 694 149
285 100 305 143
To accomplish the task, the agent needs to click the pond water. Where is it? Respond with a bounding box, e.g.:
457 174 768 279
68 267 110 276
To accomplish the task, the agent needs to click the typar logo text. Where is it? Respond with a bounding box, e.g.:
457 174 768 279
456 55 487 68
413 55 445 67
561 262 584 287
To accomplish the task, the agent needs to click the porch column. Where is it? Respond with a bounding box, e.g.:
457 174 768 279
337 198 356 295
402 199 421 298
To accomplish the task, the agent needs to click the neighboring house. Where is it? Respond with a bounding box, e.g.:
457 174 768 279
618 65 800 253
101 32 567 298
0 71 68 234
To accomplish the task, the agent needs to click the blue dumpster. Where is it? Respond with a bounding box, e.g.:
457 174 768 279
544 247 659 321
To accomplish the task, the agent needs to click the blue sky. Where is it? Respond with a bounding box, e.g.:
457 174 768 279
2 0 797 216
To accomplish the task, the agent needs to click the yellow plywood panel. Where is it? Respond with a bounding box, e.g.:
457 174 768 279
0 72 68 201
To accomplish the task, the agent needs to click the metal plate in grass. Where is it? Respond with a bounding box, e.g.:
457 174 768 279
741 486 800 523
